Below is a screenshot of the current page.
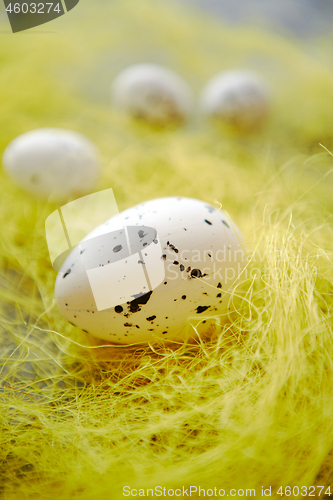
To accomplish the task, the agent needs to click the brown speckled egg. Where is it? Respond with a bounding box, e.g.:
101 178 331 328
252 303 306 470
111 64 192 125
200 70 269 130
54 197 246 344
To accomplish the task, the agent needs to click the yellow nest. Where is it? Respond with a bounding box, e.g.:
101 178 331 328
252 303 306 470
0 1 333 498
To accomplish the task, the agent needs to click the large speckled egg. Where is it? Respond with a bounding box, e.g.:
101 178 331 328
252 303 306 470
200 70 269 130
2 128 100 201
111 64 192 125
55 197 246 344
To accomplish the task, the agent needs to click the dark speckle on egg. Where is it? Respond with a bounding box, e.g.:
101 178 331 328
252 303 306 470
167 241 179 253
113 245 122 253
180 264 185 271
181 295 186 300
63 269 71 278
115 305 123 313
217 293 222 298
222 220 230 228
196 306 210 314
217 282 222 288
128 291 153 313
205 219 212 225
191 269 202 278
146 315 156 321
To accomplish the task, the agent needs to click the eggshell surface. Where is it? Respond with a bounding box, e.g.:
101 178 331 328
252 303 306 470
111 64 192 125
55 197 246 344
2 128 100 201
200 70 269 130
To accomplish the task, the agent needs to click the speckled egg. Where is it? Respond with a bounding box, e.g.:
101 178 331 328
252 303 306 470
200 70 269 130
2 128 100 201
55 197 246 344
111 64 193 125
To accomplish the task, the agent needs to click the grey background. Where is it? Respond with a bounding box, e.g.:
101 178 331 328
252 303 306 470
176 0 333 38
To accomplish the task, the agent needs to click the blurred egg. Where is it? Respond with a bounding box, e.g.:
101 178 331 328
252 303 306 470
111 63 193 125
55 197 246 345
2 128 100 201
200 70 269 130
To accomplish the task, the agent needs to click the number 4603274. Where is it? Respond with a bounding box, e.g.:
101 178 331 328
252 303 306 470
277 486 331 496
6 3 61 14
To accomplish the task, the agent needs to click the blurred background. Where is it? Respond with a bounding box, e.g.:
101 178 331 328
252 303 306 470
2 0 333 36
1 1 333 499
178 0 333 38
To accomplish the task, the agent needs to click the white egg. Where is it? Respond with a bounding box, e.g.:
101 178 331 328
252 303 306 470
2 128 100 201
111 64 193 125
55 197 246 345
200 70 269 130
